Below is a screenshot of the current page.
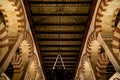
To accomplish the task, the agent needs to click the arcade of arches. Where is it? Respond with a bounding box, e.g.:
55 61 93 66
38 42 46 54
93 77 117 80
0 0 120 80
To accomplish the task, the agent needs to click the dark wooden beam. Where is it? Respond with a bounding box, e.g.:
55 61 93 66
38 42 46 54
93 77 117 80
39 45 81 47
41 52 79 55
43 57 78 61
33 23 86 26
42 54 78 57
37 38 83 41
44 65 76 68
31 13 89 16
36 31 85 33
29 1 92 4
40 50 80 52
43 60 77 63
43 60 77 62
43 62 76 65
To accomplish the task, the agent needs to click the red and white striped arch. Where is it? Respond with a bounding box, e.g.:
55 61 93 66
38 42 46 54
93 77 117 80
86 31 98 57
96 53 109 80
112 21 120 60
95 0 120 37
0 0 26 37
11 53 23 73
76 0 120 79
0 19 8 62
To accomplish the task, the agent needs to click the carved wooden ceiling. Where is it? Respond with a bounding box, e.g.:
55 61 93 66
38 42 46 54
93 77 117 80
24 0 93 79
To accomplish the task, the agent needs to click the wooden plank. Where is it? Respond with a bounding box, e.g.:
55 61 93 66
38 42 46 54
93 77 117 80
36 34 83 39
29 1 92 4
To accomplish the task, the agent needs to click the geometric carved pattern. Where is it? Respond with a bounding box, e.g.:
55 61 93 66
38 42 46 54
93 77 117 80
19 31 34 59
86 31 97 57
95 0 117 34
113 21 120 60
11 54 23 73
96 53 109 79
0 19 8 62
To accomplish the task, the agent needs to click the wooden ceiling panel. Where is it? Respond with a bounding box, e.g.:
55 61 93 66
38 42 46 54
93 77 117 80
38 41 81 45
40 47 80 51
32 16 88 24
41 52 78 57
35 26 85 32
26 0 93 79
43 57 78 60
36 34 83 39
30 4 90 14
